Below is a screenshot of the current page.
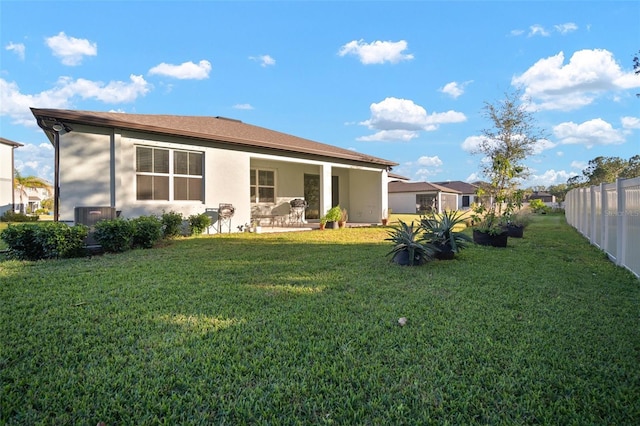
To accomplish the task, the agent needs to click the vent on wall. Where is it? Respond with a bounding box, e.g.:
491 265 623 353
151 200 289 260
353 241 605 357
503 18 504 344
74 206 116 227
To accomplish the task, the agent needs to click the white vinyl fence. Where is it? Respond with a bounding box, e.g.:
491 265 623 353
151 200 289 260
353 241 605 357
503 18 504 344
565 177 640 278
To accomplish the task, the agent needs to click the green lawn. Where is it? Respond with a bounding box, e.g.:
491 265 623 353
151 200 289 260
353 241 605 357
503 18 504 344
1 214 639 424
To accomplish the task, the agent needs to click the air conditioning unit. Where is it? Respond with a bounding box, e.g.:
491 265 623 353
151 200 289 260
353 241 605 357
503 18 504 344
74 207 116 248
74 206 116 227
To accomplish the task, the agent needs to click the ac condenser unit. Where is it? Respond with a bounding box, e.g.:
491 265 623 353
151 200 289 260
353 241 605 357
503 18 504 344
74 206 116 227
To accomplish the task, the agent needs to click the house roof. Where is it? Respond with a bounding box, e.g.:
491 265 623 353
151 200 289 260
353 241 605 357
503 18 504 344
433 180 478 194
0 137 23 147
388 172 410 181
388 180 460 194
30 108 398 168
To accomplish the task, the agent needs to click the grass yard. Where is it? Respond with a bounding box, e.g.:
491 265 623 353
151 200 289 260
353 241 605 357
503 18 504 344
1 214 639 424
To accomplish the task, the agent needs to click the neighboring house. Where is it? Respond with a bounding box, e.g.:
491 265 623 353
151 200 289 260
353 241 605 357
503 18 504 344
388 181 460 214
31 108 397 230
433 181 479 210
15 184 52 213
0 137 23 216
527 191 556 203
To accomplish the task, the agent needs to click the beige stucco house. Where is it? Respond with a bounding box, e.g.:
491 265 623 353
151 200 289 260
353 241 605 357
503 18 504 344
0 137 22 216
31 108 397 231
388 181 461 214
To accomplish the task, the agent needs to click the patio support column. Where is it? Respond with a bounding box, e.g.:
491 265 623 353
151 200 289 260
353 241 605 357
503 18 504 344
320 163 332 217
381 168 388 221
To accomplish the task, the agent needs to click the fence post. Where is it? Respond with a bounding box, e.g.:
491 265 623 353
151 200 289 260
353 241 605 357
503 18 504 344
600 183 606 250
616 178 625 266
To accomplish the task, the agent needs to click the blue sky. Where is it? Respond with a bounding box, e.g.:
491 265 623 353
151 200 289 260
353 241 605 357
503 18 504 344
1 0 639 187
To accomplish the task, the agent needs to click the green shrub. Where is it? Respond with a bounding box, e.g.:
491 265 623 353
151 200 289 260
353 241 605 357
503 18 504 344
0 224 42 260
36 222 88 259
0 211 38 222
529 199 551 214
161 211 184 238
0 222 88 260
94 219 133 253
188 213 211 235
131 215 163 249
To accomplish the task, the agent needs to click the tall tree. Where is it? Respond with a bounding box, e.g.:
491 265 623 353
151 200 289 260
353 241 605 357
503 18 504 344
634 50 640 97
13 171 52 214
567 155 640 188
474 89 547 219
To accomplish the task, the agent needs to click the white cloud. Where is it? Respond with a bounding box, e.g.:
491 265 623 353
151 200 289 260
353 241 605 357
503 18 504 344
249 55 276 67
440 81 472 99
528 25 550 37
621 116 640 129
14 142 55 182
148 60 211 80
5 42 25 60
357 129 420 142
233 103 254 110
554 22 578 34
571 161 588 170
358 97 466 141
338 39 414 64
524 169 578 187
553 118 626 148
557 151 564 156
465 172 481 182
512 49 640 111
45 32 97 66
460 135 485 153
510 29 525 37
0 75 151 126
417 155 443 167
531 138 557 155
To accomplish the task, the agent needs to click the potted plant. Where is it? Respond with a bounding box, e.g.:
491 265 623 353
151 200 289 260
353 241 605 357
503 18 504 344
338 208 348 228
503 210 531 238
381 209 389 226
324 206 343 229
385 220 435 266
420 210 473 260
318 216 327 230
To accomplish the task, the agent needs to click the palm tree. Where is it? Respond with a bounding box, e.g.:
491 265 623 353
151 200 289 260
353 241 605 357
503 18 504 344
14 171 52 214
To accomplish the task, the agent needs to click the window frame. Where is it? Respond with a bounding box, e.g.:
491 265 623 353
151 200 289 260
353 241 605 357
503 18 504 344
135 145 204 202
250 168 276 203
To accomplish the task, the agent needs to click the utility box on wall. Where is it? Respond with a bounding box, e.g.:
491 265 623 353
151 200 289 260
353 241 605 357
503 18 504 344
74 206 116 247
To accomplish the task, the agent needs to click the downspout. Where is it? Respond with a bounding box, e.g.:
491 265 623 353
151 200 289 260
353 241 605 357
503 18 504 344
52 125 62 222
11 145 16 211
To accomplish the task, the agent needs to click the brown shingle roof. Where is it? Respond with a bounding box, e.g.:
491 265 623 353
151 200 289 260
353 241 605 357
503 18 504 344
30 108 397 168
433 180 478 194
388 181 460 193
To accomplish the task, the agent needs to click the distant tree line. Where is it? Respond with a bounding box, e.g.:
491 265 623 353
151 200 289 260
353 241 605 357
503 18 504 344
527 155 640 202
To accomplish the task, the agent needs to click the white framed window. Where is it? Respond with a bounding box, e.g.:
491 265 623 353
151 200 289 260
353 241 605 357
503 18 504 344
250 169 275 203
136 146 203 201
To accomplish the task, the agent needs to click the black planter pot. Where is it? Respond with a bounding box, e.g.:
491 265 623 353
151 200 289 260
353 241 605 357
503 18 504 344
434 243 455 260
392 250 425 266
506 224 524 238
473 230 508 247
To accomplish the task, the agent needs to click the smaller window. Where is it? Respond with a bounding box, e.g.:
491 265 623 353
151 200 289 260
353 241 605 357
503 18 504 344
250 169 275 203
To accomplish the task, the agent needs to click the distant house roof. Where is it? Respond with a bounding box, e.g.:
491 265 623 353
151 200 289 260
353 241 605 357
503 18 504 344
388 181 460 194
30 108 398 168
388 172 410 181
433 180 478 194
0 137 23 147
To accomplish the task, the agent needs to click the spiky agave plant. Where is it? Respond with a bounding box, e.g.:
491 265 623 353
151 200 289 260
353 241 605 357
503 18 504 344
385 220 435 266
420 210 473 255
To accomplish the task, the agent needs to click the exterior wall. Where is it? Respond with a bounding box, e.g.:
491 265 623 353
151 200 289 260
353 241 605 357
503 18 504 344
118 131 251 230
0 143 15 215
57 124 390 230
347 169 382 223
58 127 113 223
389 192 419 214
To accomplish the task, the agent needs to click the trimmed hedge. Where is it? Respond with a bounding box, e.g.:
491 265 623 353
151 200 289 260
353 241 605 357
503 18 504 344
0 222 88 260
